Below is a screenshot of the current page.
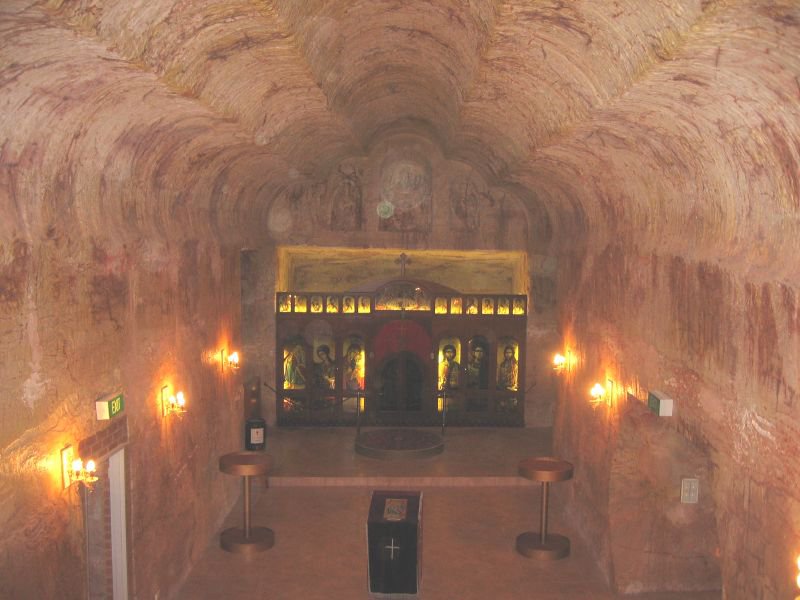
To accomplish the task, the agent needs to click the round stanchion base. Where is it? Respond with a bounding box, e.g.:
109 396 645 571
355 428 444 460
220 526 274 554
515 531 570 560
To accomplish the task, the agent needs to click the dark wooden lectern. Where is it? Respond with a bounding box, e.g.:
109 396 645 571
367 490 422 597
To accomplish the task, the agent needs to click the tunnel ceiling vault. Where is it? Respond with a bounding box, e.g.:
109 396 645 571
1 0 799 278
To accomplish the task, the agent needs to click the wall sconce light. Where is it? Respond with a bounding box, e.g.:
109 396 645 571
161 385 187 416
553 350 576 373
590 383 606 403
219 349 241 372
795 554 800 597
61 445 98 489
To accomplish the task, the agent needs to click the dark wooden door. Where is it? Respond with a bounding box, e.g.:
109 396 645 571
377 351 425 413
371 319 434 424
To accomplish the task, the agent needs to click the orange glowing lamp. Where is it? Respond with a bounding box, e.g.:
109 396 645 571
590 383 606 402
162 386 187 416
796 554 800 591
62 447 98 488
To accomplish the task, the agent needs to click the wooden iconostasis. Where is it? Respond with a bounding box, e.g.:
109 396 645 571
276 280 527 427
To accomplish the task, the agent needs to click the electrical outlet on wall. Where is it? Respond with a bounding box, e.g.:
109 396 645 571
681 478 699 504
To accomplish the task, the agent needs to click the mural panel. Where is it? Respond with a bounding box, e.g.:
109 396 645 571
377 157 432 232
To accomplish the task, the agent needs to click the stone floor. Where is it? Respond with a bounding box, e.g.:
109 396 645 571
175 427 722 600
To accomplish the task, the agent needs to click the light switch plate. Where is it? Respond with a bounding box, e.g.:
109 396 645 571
681 478 699 504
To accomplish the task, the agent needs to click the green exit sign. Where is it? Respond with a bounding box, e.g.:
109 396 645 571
96 393 124 420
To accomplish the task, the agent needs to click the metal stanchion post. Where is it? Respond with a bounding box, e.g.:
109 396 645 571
356 390 362 437
441 391 447 437
539 481 549 544
243 476 251 540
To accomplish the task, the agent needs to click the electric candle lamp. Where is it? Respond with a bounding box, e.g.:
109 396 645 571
62 449 98 488
590 383 606 402
796 554 800 591
553 353 566 370
162 385 187 416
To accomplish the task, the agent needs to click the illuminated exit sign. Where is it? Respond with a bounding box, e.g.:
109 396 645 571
96 393 125 420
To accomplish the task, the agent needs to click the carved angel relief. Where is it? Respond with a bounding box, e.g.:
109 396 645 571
328 164 364 231
449 180 481 232
268 185 318 237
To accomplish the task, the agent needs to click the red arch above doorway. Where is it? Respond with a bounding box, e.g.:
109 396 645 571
372 319 432 367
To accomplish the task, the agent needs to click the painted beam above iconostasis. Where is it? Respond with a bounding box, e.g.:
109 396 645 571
276 246 528 297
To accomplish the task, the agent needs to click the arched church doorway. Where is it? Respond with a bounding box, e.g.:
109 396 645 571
372 318 432 420
377 351 425 413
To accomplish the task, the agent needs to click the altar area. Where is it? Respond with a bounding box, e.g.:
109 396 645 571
265 426 552 484
175 426 721 600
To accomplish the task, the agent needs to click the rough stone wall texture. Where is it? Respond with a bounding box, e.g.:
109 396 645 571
1 0 799 597
609 401 720 593
0 233 243 600
555 248 800 597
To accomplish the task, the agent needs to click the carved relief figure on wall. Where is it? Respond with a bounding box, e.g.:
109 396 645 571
449 180 480 232
329 164 363 231
377 157 432 232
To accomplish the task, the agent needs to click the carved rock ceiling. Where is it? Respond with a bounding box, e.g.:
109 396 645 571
2 0 799 280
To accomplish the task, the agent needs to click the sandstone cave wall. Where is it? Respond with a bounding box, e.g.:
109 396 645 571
554 246 800 598
0 231 243 600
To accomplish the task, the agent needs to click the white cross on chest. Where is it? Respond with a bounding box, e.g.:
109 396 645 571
384 538 400 560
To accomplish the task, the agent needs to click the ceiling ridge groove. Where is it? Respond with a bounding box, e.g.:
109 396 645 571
254 0 364 162
508 0 741 167
38 0 358 177
447 0 509 162
27 2 267 146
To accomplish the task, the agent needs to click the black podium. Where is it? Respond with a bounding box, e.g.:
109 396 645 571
367 491 422 597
